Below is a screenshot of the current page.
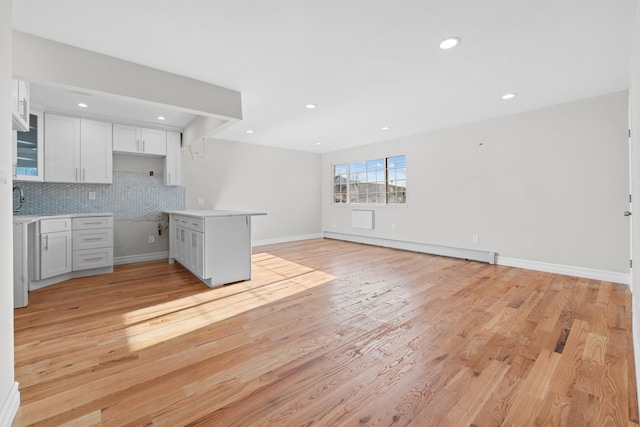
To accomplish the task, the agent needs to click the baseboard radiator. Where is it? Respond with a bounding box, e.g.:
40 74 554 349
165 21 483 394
323 231 496 264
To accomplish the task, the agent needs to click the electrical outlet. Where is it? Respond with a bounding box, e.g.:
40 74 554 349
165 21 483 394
472 234 479 243
197 197 205 205
391 223 396 230
148 235 155 244
88 192 96 200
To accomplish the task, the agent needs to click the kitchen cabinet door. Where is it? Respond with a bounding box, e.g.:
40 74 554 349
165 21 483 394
81 119 112 183
174 225 187 266
14 109 44 181
113 124 166 156
44 114 81 182
40 231 72 279
164 131 181 186
141 128 167 156
12 79 29 132
112 123 140 153
190 230 205 277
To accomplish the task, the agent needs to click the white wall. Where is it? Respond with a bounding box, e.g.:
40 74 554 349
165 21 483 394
0 0 18 424
112 155 170 260
323 91 630 274
182 139 322 243
630 0 640 411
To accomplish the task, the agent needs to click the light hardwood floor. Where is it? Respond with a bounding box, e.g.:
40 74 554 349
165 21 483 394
13 238 639 426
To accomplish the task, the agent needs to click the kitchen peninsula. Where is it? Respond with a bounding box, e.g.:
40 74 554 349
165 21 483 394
166 210 266 287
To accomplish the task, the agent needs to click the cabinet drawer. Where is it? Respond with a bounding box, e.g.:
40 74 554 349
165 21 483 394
73 216 113 230
73 248 113 271
73 228 113 250
40 217 71 233
173 215 204 232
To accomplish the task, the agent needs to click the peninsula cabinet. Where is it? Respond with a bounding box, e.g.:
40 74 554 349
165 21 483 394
167 210 266 287
44 113 113 183
113 124 167 156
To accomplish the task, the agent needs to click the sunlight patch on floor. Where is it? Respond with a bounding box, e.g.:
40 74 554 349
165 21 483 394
123 253 335 352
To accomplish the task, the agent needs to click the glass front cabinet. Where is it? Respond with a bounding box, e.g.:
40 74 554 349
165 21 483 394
14 109 44 181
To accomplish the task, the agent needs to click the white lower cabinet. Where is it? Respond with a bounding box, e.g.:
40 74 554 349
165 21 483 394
40 218 73 280
29 214 114 292
173 218 204 277
72 216 114 271
168 211 263 288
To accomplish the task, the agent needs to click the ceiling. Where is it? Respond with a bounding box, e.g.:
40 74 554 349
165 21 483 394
12 0 636 153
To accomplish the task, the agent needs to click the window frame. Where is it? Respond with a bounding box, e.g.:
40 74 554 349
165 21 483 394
332 154 406 206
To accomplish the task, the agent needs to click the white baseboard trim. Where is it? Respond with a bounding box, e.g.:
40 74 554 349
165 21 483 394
496 256 630 285
114 251 169 265
0 382 20 427
252 233 323 247
323 231 496 264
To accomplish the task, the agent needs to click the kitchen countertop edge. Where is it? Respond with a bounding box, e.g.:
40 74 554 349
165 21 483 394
166 210 267 218
13 212 114 224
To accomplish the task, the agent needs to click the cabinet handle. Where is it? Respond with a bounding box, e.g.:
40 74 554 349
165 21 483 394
168 173 171 184
20 99 28 121
12 163 17 179
44 235 49 250
82 168 86 182
136 139 140 152
143 140 146 152
84 257 103 262
83 221 102 225
75 168 79 182
83 237 103 241
192 232 196 248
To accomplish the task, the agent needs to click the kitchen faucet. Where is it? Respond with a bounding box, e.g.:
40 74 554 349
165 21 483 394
13 185 24 212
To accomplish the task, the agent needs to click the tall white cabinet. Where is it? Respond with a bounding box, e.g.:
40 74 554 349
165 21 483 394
164 131 181 186
44 113 112 183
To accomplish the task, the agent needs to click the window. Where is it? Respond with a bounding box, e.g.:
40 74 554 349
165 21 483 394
333 155 406 205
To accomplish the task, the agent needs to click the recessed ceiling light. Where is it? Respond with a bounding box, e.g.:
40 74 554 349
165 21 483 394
305 104 317 109
77 103 88 108
501 93 517 100
316 142 322 146
245 130 254 134
439 37 461 50
381 126 391 130
157 116 166 121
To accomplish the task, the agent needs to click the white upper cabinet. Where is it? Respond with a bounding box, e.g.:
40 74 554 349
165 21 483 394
12 79 30 132
14 109 44 181
44 113 112 184
113 123 167 156
44 114 81 183
81 119 113 183
164 131 181 186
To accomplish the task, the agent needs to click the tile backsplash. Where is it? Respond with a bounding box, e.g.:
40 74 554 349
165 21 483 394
14 171 185 221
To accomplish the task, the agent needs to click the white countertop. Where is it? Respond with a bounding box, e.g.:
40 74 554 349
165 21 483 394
13 212 114 224
166 210 267 218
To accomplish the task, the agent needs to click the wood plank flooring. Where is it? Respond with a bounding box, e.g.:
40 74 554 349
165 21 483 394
12 238 638 426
